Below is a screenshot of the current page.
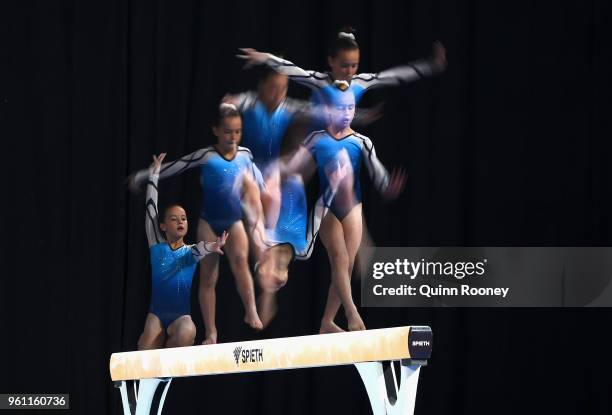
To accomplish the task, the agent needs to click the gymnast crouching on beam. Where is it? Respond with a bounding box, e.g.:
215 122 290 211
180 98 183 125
138 153 227 350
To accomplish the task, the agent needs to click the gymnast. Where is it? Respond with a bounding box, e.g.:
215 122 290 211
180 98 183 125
280 88 407 333
237 27 446 109
137 153 227 350
129 104 267 344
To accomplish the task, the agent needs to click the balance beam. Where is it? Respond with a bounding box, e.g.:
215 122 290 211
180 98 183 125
110 326 432 415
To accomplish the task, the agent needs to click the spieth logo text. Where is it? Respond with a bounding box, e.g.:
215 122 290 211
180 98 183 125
411 340 430 347
232 346 264 366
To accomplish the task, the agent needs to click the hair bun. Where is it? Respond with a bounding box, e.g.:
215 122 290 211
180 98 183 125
220 102 238 111
338 31 356 40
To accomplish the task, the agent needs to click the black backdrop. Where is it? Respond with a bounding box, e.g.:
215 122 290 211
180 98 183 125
2 0 612 414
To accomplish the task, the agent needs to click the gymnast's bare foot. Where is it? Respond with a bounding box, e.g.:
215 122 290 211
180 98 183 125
319 320 345 334
202 331 217 345
347 311 366 331
244 311 264 331
257 292 278 329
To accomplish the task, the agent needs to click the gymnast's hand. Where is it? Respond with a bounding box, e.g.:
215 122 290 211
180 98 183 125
149 153 166 175
383 166 407 200
326 149 351 192
126 153 165 193
204 231 228 255
431 41 447 71
236 48 268 69
126 153 167 193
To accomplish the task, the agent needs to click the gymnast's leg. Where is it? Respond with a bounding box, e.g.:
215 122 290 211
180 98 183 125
261 165 282 230
256 244 292 328
137 313 166 350
197 219 221 345
225 221 263 331
240 171 268 262
320 204 364 333
319 204 366 333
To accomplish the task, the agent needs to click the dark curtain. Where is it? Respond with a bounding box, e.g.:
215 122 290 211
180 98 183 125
1 0 611 414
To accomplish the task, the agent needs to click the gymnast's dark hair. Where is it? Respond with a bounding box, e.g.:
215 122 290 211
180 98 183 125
328 27 359 57
214 102 241 126
255 53 285 83
161 203 185 221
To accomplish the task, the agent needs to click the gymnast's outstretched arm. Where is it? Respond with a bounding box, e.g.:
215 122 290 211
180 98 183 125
237 48 329 91
222 91 258 112
352 41 447 92
145 154 166 247
130 147 214 191
190 232 228 262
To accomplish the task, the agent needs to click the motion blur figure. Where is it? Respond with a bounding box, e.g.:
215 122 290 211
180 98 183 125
223 66 315 231
138 153 226 350
223 66 381 230
281 89 407 333
224 67 303 171
223 67 373 328
254 152 351 328
129 105 267 344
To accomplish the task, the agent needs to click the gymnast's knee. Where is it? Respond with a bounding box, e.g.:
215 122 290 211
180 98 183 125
330 252 350 270
172 318 196 346
138 328 163 350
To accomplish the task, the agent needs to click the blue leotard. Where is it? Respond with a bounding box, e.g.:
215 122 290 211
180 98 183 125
231 93 333 259
304 130 391 220
265 175 336 260
144 173 211 329
149 243 198 328
135 146 264 236
240 98 293 170
199 148 264 234
234 92 317 173
266 176 307 254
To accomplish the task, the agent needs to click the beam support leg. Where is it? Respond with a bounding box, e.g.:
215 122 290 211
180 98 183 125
115 378 172 415
355 360 424 415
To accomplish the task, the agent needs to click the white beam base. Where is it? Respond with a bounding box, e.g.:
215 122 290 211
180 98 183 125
115 378 172 415
355 360 424 415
